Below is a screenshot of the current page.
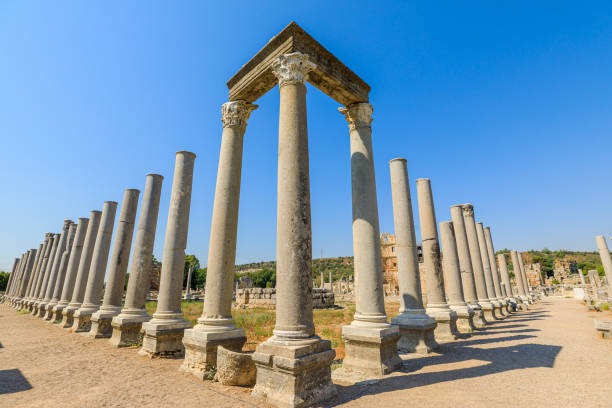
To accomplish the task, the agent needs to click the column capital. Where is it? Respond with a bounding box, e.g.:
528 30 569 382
461 203 474 217
338 102 373 130
221 101 258 130
272 52 316 88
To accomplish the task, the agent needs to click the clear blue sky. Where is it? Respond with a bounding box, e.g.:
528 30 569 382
1 1 611 271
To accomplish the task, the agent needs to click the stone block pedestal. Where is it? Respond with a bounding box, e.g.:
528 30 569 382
253 336 336 408
60 306 78 329
450 304 475 334
43 303 58 322
72 309 96 333
139 318 191 357
109 313 150 347
470 304 487 328
50 304 67 324
480 302 498 321
88 308 121 338
391 313 438 354
427 307 461 341
36 302 48 318
180 327 246 380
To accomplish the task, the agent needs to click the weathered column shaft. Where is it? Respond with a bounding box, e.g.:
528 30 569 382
450 205 478 304
475 223 496 302
57 218 90 306
12 251 29 298
497 253 513 300
50 223 77 303
43 220 73 303
33 235 56 302
23 244 43 301
517 252 530 294
483 227 503 299
511 250 527 297
17 249 37 298
595 236 612 288
439 222 467 306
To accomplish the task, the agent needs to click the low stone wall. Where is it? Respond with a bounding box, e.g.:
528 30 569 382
236 288 334 308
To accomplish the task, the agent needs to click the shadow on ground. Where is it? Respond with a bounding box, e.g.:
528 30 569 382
0 369 32 395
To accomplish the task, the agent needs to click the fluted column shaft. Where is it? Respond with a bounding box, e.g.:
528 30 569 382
517 253 531 296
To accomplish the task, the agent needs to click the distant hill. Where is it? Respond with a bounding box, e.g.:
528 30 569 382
235 256 355 281
496 248 604 276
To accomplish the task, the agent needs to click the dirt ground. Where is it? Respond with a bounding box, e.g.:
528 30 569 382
1 297 610 408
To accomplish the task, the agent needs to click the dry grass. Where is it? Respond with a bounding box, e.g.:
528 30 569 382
146 299 401 360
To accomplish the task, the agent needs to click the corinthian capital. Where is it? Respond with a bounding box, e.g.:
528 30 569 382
221 101 258 130
338 102 373 130
272 52 316 87
461 204 474 217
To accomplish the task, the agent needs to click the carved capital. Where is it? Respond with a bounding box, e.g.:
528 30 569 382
338 102 373 130
221 101 258 130
462 204 474 217
272 52 316 87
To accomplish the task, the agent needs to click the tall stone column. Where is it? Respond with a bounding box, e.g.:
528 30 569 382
252 53 337 407
333 101 400 380
15 249 37 306
483 226 507 316
11 251 29 306
450 205 485 328
62 211 101 328
595 235 612 302
388 158 438 353
23 242 44 306
3 257 19 302
185 266 193 299
475 222 502 319
510 250 528 309
461 204 493 323
578 269 586 286
27 235 51 310
110 174 163 347
40 220 73 318
45 223 77 320
140 152 195 357
439 221 474 334
517 252 532 303
73 201 117 332
20 244 42 309
89 190 140 338
35 232 61 316
497 253 516 312
416 179 459 341
53 218 89 322
182 101 256 377
31 234 56 314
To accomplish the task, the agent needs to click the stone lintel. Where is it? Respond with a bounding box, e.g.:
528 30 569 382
227 22 370 106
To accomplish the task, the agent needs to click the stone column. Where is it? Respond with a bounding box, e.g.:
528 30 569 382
416 179 459 341
510 250 528 309
11 251 28 306
140 152 195 357
475 222 502 319
517 252 532 303
185 266 193 299
450 205 485 328
62 211 101 328
388 158 438 353
41 220 73 318
320 271 324 288
26 235 50 310
461 204 493 323
182 101 256 376
89 190 140 338
53 218 89 322
497 253 516 312
483 226 507 316
252 53 336 407
35 232 61 317
73 202 117 332
578 269 586 285
15 249 37 306
3 257 19 302
32 234 57 314
440 221 474 334
595 235 612 302
110 174 163 347
20 244 43 310
45 223 77 320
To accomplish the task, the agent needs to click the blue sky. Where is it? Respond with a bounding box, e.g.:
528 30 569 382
1 1 611 271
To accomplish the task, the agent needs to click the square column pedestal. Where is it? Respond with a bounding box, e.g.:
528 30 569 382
109 313 150 347
50 303 68 324
391 313 439 354
479 301 497 321
60 305 79 329
72 307 97 333
426 306 460 341
332 323 401 381
181 326 246 379
139 318 191 357
450 304 475 334
252 336 336 408
88 307 122 338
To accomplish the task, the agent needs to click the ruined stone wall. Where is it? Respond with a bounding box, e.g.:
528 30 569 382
236 288 334 308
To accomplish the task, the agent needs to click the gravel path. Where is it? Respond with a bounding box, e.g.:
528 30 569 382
1 297 610 407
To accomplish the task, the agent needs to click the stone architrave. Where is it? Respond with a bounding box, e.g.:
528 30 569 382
450 205 485 328
483 226 507 316
475 222 502 319
182 102 256 378
52 218 89 322
62 211 102 328
250 53 338 404
388 158 438 354
461 205 493 323
110 174 163 347
439 221 474 334
140 152 195 357
497 254 516 312
517 252 533 303
89 189 140 338
35 231 62 317
73 202 118 333
595 235 611 301
45 223 77 320
416 179 460 341
510 250 528 309
32 234 57 314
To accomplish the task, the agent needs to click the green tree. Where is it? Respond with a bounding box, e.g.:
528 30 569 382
184 254 201 289
0 271 9 292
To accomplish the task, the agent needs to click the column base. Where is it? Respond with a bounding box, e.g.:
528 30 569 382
469 303 487 328
139 318 191 357
253 336 336 408
479 301 498 321
72 308 96 333
333 322 400 380
391 312 438 354
88 308 121 338
30 302 40 315
110 312 150 347
450 304 475 334
426 307 461 341
36 302 49 317
505 299 516 313
43 302 58 321
60 305 79 329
